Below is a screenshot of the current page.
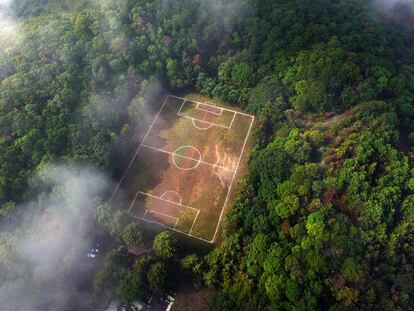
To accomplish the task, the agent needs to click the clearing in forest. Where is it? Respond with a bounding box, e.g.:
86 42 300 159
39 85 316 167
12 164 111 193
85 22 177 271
110 95 254 243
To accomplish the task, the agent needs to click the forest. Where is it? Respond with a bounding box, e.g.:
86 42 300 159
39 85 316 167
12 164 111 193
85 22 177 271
0 0 414 310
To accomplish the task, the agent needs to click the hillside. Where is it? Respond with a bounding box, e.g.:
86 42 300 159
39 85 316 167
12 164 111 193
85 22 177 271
0 0 413 310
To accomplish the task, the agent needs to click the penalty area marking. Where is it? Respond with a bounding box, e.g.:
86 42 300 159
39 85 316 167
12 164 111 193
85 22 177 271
170 95 254 118
189 209 200 235
133 214 212 243
129 190 199 212
147 209 178 221
160 190 182 205
229 113 237 129
146 210 179 228
176 97 236 129
192 119 214 130
178 114 233 130
196 102 223 116
129 190 203 239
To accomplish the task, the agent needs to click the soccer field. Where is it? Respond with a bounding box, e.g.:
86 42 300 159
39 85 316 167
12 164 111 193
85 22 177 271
110 95 254 243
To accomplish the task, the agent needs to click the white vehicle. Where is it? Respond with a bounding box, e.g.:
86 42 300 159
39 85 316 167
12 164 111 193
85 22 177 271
87 244 100 258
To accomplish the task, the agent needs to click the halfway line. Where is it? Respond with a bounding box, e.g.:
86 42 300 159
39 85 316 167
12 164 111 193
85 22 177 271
141 144 235 173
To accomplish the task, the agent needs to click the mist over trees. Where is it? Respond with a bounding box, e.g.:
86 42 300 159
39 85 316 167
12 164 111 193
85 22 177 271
0 165 110 310
0 0 413 310
371 0 414 29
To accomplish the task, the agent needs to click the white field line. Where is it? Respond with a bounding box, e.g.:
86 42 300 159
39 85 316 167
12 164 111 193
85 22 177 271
195 102 223 116
177 99 187 115
131 190 200 234
137 191 199 212
206 101 221 113
169 95 255 118
211 114 255 243
192 119 214 130
109 95 171 203
142 144 235 173
129 190 202 237
136 216 166 228
229 113 237 129
177 113 232 129
189 209 200 235
147 210 178 221
197 106 223 116
133 215 212 243
161 190 182 204
128 188 141 213
178 99 231 127
172 145 202 171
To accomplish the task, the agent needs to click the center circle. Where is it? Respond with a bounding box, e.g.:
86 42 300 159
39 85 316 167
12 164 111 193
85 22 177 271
172 145 201 170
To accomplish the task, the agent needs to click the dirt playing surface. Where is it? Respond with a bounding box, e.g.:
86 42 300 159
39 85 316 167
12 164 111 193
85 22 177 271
110 95 254 242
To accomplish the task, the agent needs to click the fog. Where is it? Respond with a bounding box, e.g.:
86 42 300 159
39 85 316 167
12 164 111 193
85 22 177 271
0 0 17 41
372 0 414 28
0 164 111 311
373 0 414 10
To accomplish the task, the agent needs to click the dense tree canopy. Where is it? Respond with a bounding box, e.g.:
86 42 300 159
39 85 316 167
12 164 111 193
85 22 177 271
1 0 414 310
153 231 178 260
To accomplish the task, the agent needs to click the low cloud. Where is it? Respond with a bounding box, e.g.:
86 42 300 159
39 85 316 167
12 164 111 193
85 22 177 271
371 0 414 29
0 0 18 40
373 0 414 10
0 164 111 311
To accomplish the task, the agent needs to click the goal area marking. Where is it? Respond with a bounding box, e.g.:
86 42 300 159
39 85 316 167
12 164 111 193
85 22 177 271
177 97 238 130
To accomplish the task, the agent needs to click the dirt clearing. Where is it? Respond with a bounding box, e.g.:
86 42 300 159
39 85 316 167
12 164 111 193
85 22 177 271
110 95 254 243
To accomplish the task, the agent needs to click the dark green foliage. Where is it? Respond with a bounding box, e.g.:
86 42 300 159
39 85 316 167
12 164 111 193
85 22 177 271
122 223 145 248
207 102 414 309
1 0 414 309
180 253 205 288
180 254 204 276
96 203 130 241
208 292 238 311
153 231 178 260
147 262 169 294
116 271 148 304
